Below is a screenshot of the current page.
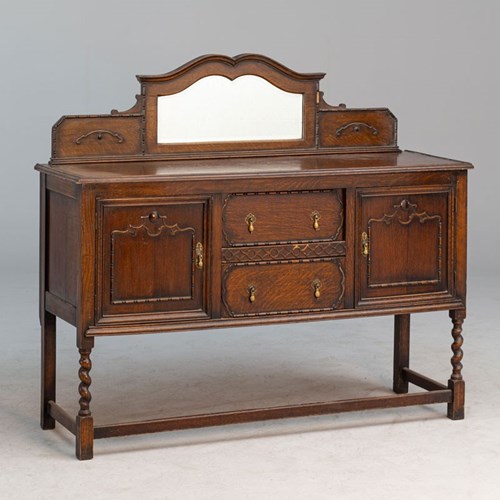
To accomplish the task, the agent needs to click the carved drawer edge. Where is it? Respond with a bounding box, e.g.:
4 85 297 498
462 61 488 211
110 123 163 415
222 241 346 263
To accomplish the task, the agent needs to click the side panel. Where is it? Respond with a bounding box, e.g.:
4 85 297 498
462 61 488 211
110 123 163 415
454 171 468 303
47 189 79 306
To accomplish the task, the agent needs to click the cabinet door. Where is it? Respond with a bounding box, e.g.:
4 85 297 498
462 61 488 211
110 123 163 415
98 198 208 321
356 187 452 306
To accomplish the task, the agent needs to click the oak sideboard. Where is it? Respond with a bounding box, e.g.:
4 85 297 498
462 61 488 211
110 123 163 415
36 54 472 459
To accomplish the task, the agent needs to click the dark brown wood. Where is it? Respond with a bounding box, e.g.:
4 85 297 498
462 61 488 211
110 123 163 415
222 241 346 263
46 174 78 199
97 198 208 320
40 311 56 430
47 190 78 306
343 189 355 309
94 389 452 439
209 194 223 318
76 348 93 460
222 259 345 317
38 152 472 182
76 416 93 460
87 302 465 336
77 185 96 351
48 401 76 435
222 190 343 246
40 171 57 430
39 172 47 323
356 186 453 307
49 54 401 164
454 172 468 302
53 115 142 160
141 54 321 156
78 348 92 417
448 309 466 420
318 108 397 148
394 314 410 393
36 55 472 459
402 368 448 392
45 292 76 326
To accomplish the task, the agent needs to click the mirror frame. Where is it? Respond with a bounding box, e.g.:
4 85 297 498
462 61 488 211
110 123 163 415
139 54 325 155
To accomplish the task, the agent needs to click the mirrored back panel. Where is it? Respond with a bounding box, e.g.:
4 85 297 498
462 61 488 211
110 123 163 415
157 75 303 144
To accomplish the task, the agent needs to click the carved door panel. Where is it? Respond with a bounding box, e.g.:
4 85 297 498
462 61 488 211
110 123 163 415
98 198 208 321
356 187 452 306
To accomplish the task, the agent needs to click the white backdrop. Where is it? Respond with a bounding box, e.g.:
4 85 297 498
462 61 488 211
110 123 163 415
0 0 497 278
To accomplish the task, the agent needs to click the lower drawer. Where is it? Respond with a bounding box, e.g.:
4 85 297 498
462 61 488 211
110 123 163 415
222 259 345 317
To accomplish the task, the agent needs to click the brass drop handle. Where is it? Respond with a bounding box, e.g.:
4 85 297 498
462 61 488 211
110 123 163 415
195 242 204 269
246 213 256 233
312 279 321 299
248 285 256 303
361 232 369 257
311 211 320 231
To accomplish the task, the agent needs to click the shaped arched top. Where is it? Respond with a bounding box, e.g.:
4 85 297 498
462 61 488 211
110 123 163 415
137 53 326 85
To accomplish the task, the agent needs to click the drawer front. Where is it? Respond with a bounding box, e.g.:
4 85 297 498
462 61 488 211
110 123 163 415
222 259 345 317
222 190 343 245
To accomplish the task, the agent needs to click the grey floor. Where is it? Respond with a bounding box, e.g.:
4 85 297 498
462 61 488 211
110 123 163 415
1 270 498 499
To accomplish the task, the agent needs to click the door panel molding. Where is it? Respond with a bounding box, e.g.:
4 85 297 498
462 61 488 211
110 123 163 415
96 197 209 321
356 186 453 307
367 199 443 288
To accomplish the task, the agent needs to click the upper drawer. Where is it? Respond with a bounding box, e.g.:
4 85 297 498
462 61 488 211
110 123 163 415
222 190 344 245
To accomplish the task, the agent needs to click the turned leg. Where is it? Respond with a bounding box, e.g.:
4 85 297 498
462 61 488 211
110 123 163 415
447 309 465 420
76 347 93 460
41 311 56 429
393 314 410 394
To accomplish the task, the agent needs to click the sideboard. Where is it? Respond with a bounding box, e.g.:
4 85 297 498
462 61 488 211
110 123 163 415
36 54 472 460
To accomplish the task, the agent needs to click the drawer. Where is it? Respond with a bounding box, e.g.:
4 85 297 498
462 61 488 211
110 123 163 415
222 190 344 245
222 259 345 317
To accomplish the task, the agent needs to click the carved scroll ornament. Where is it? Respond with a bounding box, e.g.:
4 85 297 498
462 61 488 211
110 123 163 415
366 198 443 288
75 129 125 145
